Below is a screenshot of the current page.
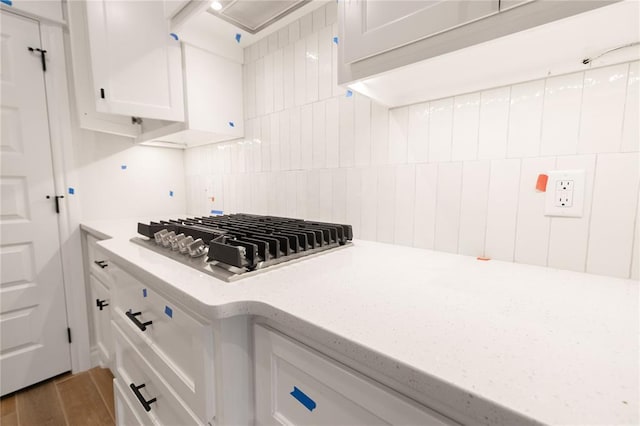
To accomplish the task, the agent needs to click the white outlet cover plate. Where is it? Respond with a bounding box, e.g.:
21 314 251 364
544 169 586 217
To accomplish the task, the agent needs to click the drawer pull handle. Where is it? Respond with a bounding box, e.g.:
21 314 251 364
126 310 153 331
94 260 108 269
129 383 157 412
96 299 109 310
290 386 316 412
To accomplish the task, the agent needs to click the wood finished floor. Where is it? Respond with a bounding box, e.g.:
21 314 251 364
0 367 115 426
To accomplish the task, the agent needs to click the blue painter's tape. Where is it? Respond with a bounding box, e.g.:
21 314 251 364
169 190 174 197
345 89 353 98
1 0 13 6
228 121 235 128
142 288 147 298
235 33 241 43
290 387 316 412
170 33 179 41
332 36 339 45
68 187 75 195
211 210 223 215
164 305 173 318
121 164 127 170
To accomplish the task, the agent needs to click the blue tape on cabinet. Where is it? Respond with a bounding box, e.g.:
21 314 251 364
333 36 338 45
228 121 235 127
68 187 75 195
142 288 147 298
1 0 13 6
235 33 241 43
290 387 316 412
164 305 173 318
170 33 179 41
345 89 353 98
169 190 174 197
121 164 127 170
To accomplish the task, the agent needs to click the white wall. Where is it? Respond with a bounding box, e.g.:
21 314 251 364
184 3 640 280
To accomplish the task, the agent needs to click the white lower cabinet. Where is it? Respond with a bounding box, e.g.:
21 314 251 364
253 324 456 426
114 378 146 426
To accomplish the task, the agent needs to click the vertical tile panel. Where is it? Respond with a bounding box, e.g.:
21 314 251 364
276 172 288 215
578 63 628 154
256 173 269 214
312 100 326 169
451 93 480 161
273 49 284 112
246 44 258 63
289 20 300 43
434 162 463 253
540 72 583 156
270 113 280 171
514 157 556 266
283 45 295 109
318 26 333 100
313 7 326 32
268 33 279 53
285 170 297 216
255 58 265 117
354 93 372 167
622 61 639 152
631 192 640 280
331 23 341 97
245 61 256 119
295 170 308 219
485 159 521 261
306 32 319 103
318 169 333 222
547 155 596 272
280 109 291 171
300 104 313 169
263 53 274 114
587 152 640 278
294 39 306 106
394 164 416 246
507 80 545 158
326 0 338 25
278 27 290 49
360 167 378 240
371 102 389 165
388 107 409 164
299 14 313 38
261 115 271 172
407 102 429 163
413 163 438 249
346 168 362 237
339 95 355 167
478 86 510 160
306 169 320 219
428 98 453 162
244 119 254 173
252 119 262 172
266 173 278 215
458 160 490 257
376 166 396 243
326 97 340 168
258 38 268 58
332 168 347 223
289 106 301 170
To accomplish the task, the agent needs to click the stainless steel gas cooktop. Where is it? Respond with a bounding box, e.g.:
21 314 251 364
131 214 353 282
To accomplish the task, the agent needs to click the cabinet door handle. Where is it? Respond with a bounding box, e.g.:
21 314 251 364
96 299 109 310
129 383 156 412
94 260 108 269
126 310 152 331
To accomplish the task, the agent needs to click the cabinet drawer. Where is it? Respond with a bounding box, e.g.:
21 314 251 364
89 275 113 368
113 322 202 426
86 234 114 286
112 268 215 421
254 325 456 426
114 378 147 426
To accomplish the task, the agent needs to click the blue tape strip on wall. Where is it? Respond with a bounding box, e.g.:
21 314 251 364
290 387 316 412
235 33 241 43
68 187 75 195
143 288 147 298
211 210 224 215
170 33 179 41
1 0 13 6
169 190 174 197
165 306 173 318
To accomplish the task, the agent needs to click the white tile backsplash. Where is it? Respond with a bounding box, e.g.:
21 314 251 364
184 3 639 279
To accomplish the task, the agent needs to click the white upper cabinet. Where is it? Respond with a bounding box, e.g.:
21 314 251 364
342 0 498 64
136 44 243 147
85 0 185 122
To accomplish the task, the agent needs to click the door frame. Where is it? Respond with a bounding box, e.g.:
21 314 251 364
1 5 92 373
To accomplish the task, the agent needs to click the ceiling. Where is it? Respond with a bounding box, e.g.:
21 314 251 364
208 0 312 34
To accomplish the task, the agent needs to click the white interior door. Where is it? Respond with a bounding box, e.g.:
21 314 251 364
0 10 71 396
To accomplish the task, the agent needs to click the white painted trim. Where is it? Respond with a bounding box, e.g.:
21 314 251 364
39 20 92 373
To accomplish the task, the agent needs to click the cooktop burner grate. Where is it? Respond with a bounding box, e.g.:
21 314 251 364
131 214 353 282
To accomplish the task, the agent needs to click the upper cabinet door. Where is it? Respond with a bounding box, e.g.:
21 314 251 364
342 0 499 63
86 0 185 122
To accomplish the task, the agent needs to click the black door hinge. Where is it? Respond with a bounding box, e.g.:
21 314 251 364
27 47 47 72
67 327 72 343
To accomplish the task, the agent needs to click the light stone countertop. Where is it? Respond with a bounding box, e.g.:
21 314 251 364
81 218 639 426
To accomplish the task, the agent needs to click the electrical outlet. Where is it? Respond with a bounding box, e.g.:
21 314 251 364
545 170 585 217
